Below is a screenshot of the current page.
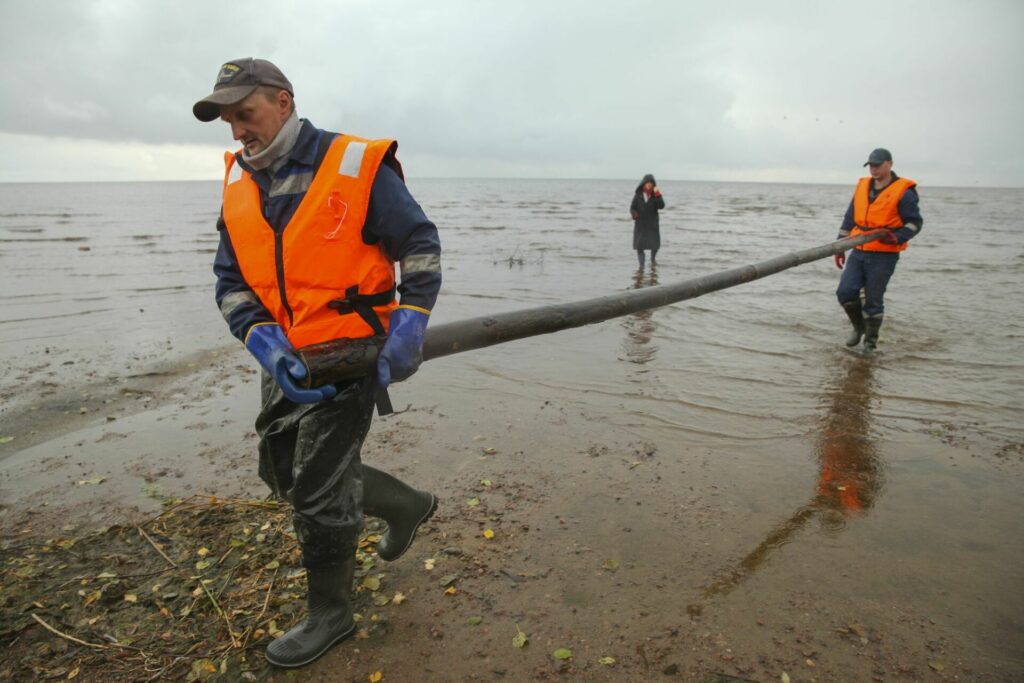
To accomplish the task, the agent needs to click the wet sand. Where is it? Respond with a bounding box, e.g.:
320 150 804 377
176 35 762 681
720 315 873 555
2 338 1021 681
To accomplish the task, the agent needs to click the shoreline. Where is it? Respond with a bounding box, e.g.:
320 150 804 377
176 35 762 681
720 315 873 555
2 342 1022 680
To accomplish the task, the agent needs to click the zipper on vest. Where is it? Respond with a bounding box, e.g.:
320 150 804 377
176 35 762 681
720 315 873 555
274 227 294 326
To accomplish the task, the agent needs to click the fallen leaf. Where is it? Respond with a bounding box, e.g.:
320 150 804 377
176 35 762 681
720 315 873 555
553 648 573 660
195 560 211 571
466 497 480 507
197 547 210 557
444 586 457 595
598 656 616 666
67 667 80 679
363 576 382 591
482 447 497 455
467 616 483 626
601 559 619 572
483 529 495 539
124 594 138 603
929 662 945 672
781 673 790 683
76 477 106 486
480 479 492 487
392 592 406 605
373 594 390 606
512 624 528 648
0 436 14 444
265 560 280 570
369 672 383 682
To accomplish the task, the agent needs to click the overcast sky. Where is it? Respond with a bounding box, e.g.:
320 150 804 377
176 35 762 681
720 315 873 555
1 0 1021 186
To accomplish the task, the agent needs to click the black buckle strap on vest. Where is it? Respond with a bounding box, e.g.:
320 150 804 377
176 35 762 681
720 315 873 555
327 285 395 337
327 284 396 416
374 382 394 416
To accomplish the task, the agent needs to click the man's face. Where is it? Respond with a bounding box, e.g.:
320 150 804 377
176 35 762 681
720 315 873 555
868 160 892 181
219 90 291 155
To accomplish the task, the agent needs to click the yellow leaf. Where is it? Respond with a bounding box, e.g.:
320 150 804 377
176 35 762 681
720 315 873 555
67 667 80 679
512 624 528 648
363 575 382 591
392 592 406 605
124 594 138 603
483 529 495 539
197 547 210 557
424 558 435 571
445 586 457 595
598 656 616 666
369 672 383 682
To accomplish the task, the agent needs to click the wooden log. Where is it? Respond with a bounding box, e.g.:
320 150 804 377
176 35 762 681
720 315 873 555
299 232 886 387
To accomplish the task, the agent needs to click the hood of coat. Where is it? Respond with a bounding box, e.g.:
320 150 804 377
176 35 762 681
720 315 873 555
636 174 656 193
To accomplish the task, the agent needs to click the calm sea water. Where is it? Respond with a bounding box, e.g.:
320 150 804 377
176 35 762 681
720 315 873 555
2 178 1020 447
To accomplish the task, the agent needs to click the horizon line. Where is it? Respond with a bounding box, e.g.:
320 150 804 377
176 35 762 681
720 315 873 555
0 177 1020 190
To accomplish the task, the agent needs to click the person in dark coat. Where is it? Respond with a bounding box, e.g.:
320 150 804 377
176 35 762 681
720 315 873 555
630 173 665 268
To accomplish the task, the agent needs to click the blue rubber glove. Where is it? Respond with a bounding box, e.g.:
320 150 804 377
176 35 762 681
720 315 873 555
377 306 429 389
245 323 337 404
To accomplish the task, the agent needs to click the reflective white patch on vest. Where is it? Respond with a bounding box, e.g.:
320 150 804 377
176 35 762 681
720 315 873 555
227 162 243 185
338 141 367 178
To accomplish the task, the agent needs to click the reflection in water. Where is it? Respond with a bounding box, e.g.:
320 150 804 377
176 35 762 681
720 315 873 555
688 355 883 614
620 265 660 365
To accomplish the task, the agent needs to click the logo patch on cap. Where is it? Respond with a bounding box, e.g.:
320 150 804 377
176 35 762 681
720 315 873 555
217 63 241 85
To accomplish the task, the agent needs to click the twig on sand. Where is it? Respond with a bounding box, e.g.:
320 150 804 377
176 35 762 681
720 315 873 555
31 613 108 650
137 525 178 568
198 578 240 648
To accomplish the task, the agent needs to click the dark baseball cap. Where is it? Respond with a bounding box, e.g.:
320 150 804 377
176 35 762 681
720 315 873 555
193 58 293 122
863 148 893 166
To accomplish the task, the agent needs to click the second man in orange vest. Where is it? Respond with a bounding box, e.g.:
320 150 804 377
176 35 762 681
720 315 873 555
834 148 923 354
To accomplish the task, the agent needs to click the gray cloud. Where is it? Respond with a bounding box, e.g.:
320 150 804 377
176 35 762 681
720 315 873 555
1 0 1021 185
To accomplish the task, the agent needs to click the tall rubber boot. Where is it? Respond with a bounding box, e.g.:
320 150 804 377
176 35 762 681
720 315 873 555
363 465 437 561
863 315 883 355
841 300 865 347
265 559 356 668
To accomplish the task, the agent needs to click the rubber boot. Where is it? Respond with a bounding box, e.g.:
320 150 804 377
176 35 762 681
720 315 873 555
841 300 866 347
862 315 883 355
363 465 438 561
265 559 356 668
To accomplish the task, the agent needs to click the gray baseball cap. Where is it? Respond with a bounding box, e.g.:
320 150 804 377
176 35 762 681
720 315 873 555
863 148 893 166
193 58 293 122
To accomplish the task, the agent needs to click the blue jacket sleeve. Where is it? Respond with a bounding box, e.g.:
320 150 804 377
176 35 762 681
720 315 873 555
892 187 923 244
213 211 275 343
838 199 855 237
363 162 442 312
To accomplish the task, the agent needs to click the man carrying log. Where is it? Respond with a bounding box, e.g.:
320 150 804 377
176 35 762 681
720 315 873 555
834 148 923 353
194 57 441 668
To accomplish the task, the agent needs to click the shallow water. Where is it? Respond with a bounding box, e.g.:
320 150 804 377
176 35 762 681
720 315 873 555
1 178 1022 672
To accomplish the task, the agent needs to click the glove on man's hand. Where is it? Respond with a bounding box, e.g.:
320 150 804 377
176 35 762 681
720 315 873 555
834 252 846 270
245 323 337 404
378 307 429 389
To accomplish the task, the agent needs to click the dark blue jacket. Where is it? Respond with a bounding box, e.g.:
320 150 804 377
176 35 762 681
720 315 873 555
838 173 924 244
213 119 442 343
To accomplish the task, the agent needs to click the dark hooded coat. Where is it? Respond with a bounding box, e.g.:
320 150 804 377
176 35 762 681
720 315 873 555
630 174 665 251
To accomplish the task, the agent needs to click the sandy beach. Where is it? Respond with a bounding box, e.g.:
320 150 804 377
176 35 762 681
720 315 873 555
2 179 1022 681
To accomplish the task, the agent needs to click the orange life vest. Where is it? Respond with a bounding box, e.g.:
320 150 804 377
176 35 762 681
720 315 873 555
850 176 917 253
222 135 398 349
